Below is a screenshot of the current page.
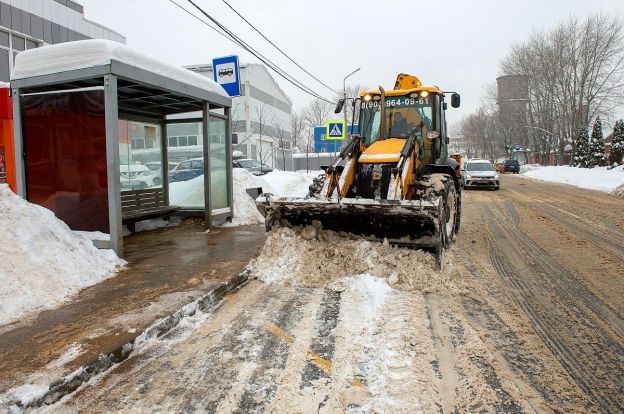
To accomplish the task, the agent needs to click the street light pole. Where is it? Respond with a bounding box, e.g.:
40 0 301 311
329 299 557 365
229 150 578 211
343 67 361 128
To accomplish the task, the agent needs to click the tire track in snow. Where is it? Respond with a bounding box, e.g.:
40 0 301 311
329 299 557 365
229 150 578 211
485 203 624 413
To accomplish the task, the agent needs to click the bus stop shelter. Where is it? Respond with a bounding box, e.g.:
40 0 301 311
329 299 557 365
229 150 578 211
10 40 233 256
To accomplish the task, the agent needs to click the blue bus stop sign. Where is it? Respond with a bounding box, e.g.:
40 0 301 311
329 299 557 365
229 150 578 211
212 55 241 97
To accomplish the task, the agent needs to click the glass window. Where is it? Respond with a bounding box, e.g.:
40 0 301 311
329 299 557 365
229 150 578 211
119 120 163 191
167 122 204 209
210 116 228 210
360 95 433 146
0 49 9 82
26 40 38 50
0 31 9 47
12 35 25 51
465 162 494 171
168 136 177 147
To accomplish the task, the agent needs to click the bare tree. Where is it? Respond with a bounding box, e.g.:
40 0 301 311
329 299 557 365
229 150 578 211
254 104 275 171
500 13 624 164
303 98 332 129
290 111 306 153
273 119 289 170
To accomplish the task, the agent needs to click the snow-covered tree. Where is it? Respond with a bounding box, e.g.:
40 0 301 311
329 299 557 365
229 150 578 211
609 119 624 167
587 117 607 167
572 126 590 167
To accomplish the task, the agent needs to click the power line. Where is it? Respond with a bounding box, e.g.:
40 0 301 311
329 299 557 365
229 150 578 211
168 0 237 48
185 0 333 103
169 0 334 103
219 0 338 95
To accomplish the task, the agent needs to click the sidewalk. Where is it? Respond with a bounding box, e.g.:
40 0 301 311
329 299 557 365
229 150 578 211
0 221 266 391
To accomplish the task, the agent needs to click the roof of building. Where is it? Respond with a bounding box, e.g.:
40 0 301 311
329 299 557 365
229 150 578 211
185 62 292 105
12 40 227 98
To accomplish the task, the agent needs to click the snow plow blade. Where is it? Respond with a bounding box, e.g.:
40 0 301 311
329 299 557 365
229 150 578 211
256 195 443 250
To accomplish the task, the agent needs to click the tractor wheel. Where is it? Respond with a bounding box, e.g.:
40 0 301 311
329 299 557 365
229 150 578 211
441 177 458 246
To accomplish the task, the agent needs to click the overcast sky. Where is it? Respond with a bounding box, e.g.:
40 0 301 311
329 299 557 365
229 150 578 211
79 0 624 126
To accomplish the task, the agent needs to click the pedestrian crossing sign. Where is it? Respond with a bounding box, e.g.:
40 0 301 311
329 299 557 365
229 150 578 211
326 120 346 140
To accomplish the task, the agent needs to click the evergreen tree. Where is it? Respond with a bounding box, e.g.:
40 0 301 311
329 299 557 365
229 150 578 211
587 117 607 167
572 126 590 167
609 119 624 167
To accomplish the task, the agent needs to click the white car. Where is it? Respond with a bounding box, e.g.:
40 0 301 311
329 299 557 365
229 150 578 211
461 159 500 190
120 162 160 190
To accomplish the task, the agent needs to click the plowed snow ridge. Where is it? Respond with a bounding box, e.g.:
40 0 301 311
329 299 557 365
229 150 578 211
248 226 455 293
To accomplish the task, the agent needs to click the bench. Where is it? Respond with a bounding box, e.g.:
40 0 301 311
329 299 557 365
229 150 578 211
121 188 180 232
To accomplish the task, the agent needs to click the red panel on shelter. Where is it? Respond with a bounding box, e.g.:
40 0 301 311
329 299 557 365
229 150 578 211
21 90 109 232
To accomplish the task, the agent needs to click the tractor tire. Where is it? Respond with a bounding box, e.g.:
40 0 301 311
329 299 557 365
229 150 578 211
416 174 459 247
441 177 458 246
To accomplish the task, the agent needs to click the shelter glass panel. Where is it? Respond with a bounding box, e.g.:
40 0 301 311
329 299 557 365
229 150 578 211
166 122 204 209
118 119 163 191
21 90 109 232
209 116 228 210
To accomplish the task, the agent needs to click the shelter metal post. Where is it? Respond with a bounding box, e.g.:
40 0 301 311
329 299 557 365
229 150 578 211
202 103 211 230
162 118 169 206
11 88 26 197
225 106 233 219
104 75 123 256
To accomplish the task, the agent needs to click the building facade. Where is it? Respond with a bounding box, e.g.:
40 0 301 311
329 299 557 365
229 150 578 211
187 62 292 169
0 0 125 82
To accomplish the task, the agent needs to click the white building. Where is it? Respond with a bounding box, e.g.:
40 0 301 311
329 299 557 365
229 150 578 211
187 63 292 169
0 0 125 82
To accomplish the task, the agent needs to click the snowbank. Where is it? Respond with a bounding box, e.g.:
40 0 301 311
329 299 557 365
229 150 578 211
222 169 272 227
12 39 228 98
521 165 624 194
224 169 322 227
262 170 322 198
169 175 205 207
0 185 125 326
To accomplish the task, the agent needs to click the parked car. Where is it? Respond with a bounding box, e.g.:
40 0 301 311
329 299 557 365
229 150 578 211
169 158 204 182
502 159 520 174
461 159 500 190
233 158 274 175
145 161 177 186
120 162 158 190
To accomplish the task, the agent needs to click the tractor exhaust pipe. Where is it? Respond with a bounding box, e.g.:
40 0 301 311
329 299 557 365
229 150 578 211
379 85 386 141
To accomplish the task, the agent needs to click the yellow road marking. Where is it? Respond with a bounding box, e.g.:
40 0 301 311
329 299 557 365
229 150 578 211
306 350 332 374
261 321 332 374
262 321 295 344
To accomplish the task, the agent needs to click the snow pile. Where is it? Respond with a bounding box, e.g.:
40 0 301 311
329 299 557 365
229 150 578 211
262 170 322 197
521 165 624 194
248 225 451 292
12 40 228 98
169 175 205 207
519 163 542 174
225 169 321 227
0 185 125 326
223 168 272 227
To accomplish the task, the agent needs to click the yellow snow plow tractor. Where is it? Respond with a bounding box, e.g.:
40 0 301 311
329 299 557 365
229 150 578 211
256 74 462 267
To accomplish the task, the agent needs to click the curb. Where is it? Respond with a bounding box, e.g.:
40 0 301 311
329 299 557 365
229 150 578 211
12 270 251 410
